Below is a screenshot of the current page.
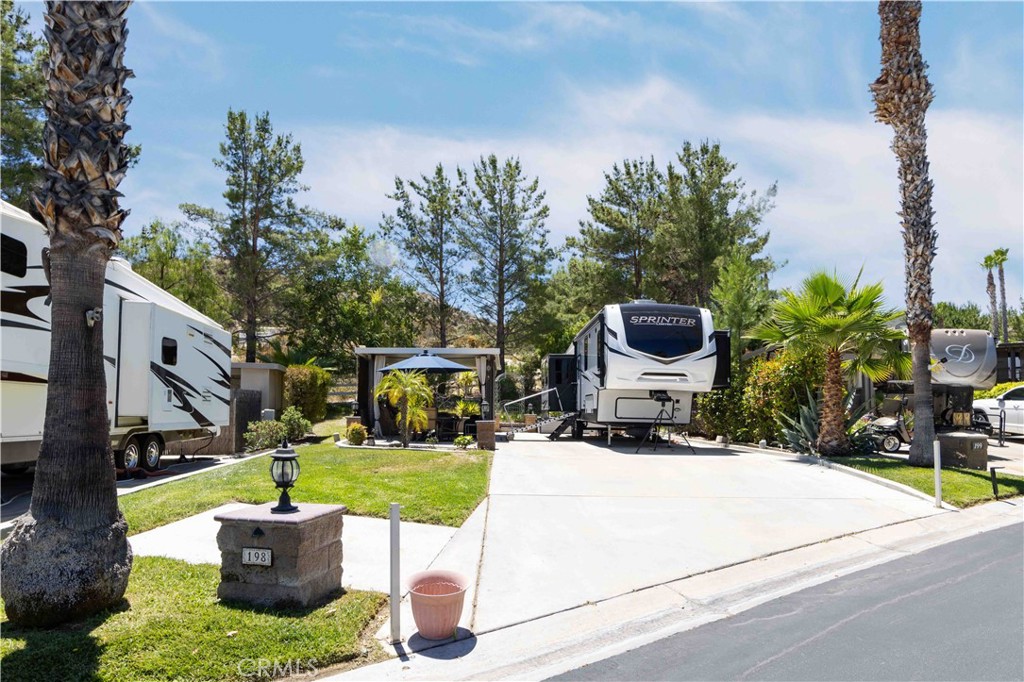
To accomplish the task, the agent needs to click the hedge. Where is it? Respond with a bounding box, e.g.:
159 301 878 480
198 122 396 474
284 365 332 423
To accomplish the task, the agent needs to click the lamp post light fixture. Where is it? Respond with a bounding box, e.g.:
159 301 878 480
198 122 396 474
270 439 300 513
480 399 489 420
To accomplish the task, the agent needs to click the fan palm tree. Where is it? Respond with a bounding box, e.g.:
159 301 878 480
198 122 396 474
992 248 1010 343
750 271 909 457
375 370 433 448
1 1 134 627
981 253 999 342
870 0 939 466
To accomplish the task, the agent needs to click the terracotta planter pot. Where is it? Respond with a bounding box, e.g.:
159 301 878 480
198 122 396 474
407 570 468 640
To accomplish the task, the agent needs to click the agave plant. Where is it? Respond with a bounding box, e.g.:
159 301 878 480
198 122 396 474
779 388 874 456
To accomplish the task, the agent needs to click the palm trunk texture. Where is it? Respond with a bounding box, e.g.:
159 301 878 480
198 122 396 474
871 0 937 466
1 1 134 627
998 263 1008 343
986 270 998 342
817 349 850 456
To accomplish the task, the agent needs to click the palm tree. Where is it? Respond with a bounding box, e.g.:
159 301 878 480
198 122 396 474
750 271 909 457
375 370 433 448
870 0 939 466
981 254 999 342
1 2 134 627
992 248 1010 343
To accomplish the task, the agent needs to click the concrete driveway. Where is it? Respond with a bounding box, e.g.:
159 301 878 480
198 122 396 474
464 433 943 635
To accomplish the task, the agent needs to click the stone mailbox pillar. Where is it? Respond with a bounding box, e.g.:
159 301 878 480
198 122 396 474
215 503 346 608
524 413 538 429
937 431 988 471
476 420 496 450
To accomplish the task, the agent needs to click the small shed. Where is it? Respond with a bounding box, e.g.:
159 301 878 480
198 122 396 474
353 347 500 433
231 362 286 414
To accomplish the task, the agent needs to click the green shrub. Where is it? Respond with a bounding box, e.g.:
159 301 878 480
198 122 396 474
738 351 824 443
244 420 288 451
453 435 474 450
346 423 367 446
975 381 1023 400
284 365 333 423
280 405 312 441
693 384 744 439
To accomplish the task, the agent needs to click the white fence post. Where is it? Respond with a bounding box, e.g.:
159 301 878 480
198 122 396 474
390 503 401 643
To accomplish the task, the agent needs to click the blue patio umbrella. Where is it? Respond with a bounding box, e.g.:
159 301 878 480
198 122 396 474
379 351 472 374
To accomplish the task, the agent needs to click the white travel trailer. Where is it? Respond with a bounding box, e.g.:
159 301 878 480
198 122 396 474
1 201 231 472
545 301 730 438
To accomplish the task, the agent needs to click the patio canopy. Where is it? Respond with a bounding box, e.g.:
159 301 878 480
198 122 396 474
354 346 500 434
380 351 472 374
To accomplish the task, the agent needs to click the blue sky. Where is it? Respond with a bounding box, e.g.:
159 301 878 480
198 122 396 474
18 1 1024 307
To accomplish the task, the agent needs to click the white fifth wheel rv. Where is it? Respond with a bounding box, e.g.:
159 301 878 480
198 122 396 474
1 200 231 472
545 301 730 438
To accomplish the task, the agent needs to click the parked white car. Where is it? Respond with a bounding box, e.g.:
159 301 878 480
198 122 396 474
974 386 1024 435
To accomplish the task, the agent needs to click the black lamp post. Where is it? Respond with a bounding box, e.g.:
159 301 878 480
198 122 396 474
270 439 300 513
480 399 490 420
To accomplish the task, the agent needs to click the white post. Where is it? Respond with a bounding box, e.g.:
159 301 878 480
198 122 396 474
933 440 942 509
389 503 401 643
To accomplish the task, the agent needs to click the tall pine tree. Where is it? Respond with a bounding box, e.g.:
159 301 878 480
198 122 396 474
458 155 552 370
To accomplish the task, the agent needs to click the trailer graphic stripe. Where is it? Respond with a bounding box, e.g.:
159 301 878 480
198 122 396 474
0 285 50 322
188 325 230 357
149 362 215 427
195 347 231 393
1 318 50 332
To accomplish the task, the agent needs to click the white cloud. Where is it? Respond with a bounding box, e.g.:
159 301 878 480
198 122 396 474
290 76 1021 307
133 2 226 81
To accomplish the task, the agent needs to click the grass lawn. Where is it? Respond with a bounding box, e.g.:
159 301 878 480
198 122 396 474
0 556 385 682
313 417 350 438
121 443 491 535
835 456 1024 508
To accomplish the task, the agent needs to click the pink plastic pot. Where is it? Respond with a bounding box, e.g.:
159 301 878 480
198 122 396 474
407 570 469 640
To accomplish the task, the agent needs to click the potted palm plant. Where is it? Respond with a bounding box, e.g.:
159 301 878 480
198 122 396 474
375 370 433 448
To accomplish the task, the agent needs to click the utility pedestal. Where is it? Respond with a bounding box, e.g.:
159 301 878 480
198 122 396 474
937 431 988 471
215 503 346 608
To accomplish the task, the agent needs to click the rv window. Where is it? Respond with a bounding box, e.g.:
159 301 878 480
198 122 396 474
1 234 27 278
583 337 590 370
622 306 703 358
162 338 177 366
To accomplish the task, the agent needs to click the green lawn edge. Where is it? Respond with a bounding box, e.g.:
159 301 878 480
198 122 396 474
831 455 1024 508
120 443 492 535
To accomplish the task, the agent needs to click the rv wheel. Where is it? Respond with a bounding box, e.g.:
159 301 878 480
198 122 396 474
572 421 584 440
118 437 141 470
142 436 163 471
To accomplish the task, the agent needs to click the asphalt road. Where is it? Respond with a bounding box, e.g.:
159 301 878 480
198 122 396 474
553 522 1024 682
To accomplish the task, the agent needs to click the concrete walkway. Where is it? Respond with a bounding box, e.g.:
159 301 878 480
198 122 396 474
129 504 457 593
329 434 1022 681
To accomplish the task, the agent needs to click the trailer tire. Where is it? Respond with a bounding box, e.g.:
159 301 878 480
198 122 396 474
1 464 32 476
572 421 584 440
118 437 141 470
142 435 163 471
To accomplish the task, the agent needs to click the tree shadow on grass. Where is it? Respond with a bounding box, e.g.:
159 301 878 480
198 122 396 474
217 588 348 618
0 599 128 682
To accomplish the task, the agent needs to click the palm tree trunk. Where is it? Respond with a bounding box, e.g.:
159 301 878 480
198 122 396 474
986 270 998 342
998 262 1008 343
400 397 409 448
871 0 937 466
817 349 850 456
1 0 133 627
